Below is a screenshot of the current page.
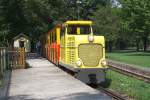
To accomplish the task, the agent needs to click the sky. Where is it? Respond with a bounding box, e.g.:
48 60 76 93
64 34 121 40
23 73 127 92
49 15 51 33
111 0 122 8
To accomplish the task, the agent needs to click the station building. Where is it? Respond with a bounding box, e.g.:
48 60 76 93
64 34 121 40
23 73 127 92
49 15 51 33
13 33 31 52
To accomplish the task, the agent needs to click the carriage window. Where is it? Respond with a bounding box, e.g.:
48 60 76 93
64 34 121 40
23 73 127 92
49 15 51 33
67 25 91 35
61 26 65 36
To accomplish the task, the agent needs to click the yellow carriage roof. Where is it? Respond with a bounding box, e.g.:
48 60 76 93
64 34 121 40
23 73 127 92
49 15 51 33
65 21 92 25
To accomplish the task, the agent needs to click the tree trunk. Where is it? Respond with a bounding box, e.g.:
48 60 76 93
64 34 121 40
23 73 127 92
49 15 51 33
136 39 140 51
143 37 148 52
108 41 112 52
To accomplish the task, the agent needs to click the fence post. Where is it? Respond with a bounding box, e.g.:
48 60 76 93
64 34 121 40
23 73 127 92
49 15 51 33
21 48 25 69
0 48 6 78
3 49 6 73
0 48 2 78
6 48 10 70
1 49 4 77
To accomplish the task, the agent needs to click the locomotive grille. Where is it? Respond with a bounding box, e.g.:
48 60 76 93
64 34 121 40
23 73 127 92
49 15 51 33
78 44 103 67
66 37 75 65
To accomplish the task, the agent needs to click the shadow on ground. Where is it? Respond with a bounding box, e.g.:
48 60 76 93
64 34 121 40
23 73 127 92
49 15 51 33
0 70 12 100
127 53 150 56
107 50 150 53
98 78 112 88
26 53 44 59
7 92 110 100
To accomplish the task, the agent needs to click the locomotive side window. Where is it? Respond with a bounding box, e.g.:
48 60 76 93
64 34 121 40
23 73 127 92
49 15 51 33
67 25 91 35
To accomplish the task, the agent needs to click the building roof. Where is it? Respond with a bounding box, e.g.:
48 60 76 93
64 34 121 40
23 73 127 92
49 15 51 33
65 21 93 25
13 33 30 40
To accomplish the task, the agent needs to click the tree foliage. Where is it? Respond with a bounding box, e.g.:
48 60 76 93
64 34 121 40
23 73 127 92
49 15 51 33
0 0 149 52
91 5 122 51
0 0 111 46
120 0 150 51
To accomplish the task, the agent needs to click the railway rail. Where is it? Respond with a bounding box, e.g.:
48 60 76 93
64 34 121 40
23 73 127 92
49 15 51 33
60 65 127 100
98 87 127 100
107 59 150 83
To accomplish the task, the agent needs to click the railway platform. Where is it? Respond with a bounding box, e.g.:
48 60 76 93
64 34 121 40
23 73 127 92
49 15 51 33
4 56 112 100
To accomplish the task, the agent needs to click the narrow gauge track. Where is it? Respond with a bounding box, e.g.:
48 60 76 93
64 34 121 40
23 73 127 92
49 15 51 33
59 65 127 100
98 87 127 100
107 59 150 83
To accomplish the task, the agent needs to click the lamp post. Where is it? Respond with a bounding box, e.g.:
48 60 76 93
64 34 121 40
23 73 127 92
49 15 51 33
76 0 82 20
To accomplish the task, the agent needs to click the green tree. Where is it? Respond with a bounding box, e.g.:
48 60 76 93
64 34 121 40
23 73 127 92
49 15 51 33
0 0 113 46
120 0 150 51
0 0 27 45
91 6 120 51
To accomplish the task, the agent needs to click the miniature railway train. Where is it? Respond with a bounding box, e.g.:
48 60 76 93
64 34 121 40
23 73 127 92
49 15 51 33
41 20 108 84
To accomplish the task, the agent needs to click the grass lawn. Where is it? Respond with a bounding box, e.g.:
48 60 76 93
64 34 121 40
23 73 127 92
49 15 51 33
106 51 150 68
104 70 150 100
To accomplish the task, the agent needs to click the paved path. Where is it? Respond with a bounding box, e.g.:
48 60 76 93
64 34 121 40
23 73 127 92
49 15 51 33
7 58 112 100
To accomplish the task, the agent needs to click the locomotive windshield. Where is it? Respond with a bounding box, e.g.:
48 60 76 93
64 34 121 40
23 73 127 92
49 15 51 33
67 25 92 35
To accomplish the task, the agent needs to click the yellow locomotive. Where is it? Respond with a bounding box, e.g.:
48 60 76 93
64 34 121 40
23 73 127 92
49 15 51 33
43 20 107 84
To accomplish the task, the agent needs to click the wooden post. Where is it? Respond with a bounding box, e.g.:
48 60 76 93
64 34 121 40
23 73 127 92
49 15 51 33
22 48 25 69
3 49 6 73
0 48 2 78
1 48 4 77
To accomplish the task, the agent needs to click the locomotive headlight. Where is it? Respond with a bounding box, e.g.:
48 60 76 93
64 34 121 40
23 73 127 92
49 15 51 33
88 35 94 42
101 60 107 66
76 60 82 67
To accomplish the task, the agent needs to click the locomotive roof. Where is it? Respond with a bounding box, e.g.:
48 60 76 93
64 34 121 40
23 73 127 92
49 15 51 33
65 21 92 25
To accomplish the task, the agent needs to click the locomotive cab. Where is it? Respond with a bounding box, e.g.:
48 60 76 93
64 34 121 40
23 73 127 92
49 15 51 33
59 21 108 84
